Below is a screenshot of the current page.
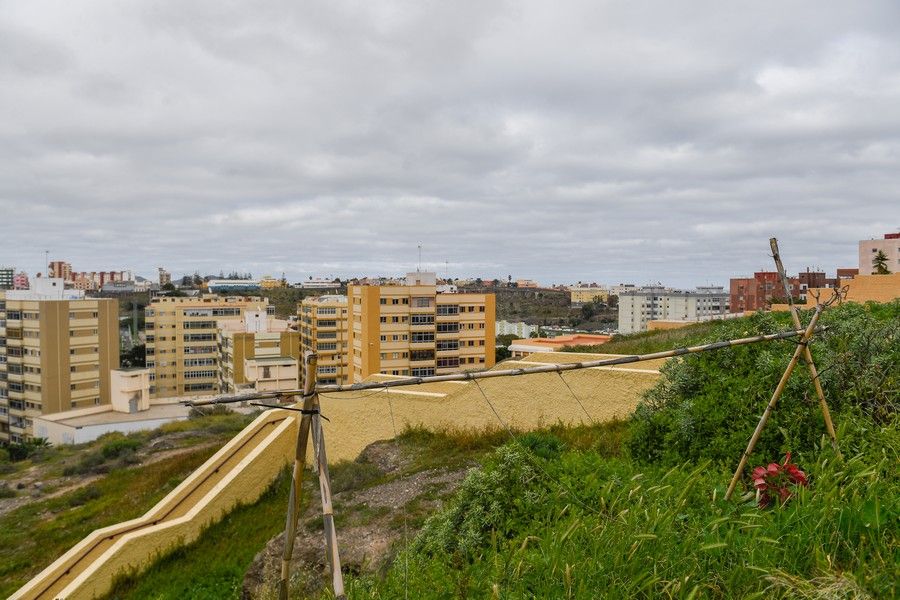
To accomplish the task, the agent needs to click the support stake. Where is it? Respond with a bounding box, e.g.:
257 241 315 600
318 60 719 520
279 352 317 600
769 237 842 459
724 304 825 500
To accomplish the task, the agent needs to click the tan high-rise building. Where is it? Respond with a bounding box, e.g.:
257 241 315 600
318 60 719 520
144 295 270 398
218 310 301 393
859 232 900 274
298 295 351 387
0 279 119 442
345 273 495 383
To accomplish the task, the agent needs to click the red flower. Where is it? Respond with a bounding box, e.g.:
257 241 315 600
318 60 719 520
750 452 808 508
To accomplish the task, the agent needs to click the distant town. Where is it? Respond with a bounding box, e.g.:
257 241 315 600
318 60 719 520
0 231 897 445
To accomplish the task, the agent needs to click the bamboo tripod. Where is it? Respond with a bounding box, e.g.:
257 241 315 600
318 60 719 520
278 353 346 600
723 241 845 500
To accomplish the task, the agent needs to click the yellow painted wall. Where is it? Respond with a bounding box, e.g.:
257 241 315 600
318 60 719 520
12 410 297 600
773 273 900 310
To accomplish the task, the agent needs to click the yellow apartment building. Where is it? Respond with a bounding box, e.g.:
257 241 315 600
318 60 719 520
345 272 495 383
218 310 301 393
144 295 270 398
0 279 119 442
298 295 351 387
569 286 609 305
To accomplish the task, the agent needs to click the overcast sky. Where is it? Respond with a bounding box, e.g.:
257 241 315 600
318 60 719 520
2 1 899 287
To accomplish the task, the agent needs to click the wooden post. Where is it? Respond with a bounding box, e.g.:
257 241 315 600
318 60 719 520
279 352 317 600
310 402 346 598
769 238 842 458
724 304 824 501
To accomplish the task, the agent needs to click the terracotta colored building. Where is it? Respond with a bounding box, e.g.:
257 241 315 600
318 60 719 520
729 272 801 313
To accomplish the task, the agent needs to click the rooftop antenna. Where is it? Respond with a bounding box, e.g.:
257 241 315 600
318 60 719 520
44 250 49 277
417 243 422 273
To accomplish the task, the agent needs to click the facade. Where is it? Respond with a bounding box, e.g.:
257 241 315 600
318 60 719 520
144 295 270 398
259 276 287 289
218 311 300 393
299 278 342 290
496 319 538 339
859 232 900 274
618 286 729 334
776 273 900 309
206 279 262 293
569 286 609 305
158 268 172 287
0 267 13 290
508 334 611 358
516 279 540 289
13 272 29 290
298 295 351 387
48 261 132 291
729 272 801 313
346 273 495 382
0 279 119 442
837 268 859 281
609 284 637 297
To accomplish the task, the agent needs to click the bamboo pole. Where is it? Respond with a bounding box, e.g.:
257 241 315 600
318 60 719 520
724 305 824 501
769 238 842 458
279 352 317 600
310 403 346 598
186 327 825 407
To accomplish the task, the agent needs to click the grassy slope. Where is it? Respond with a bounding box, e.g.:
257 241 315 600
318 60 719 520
0 413 255 598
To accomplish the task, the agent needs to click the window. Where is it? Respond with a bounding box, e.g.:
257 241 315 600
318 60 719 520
437 357 459 368
411 332 434 343
412 297 433 308
436 323 459 333
436 305 459 315
411 367 435 377
410 350 434 362
411 314 434 325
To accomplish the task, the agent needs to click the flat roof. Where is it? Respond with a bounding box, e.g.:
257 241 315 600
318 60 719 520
43 403 191 428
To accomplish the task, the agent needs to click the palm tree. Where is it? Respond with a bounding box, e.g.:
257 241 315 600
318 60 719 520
872 250 891 275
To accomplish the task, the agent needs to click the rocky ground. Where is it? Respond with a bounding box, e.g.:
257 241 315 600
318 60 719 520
243 440 470 599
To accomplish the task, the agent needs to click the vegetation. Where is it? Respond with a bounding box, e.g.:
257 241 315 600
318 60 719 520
345 301 898 598
464 286 616 330
0 411 258 597
872 249 892 275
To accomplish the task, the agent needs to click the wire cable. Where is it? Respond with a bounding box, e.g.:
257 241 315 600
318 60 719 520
385 391 409 600
472 379 600 517
556 370 596 425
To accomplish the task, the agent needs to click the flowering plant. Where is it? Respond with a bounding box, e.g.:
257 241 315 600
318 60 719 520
751 452 808 508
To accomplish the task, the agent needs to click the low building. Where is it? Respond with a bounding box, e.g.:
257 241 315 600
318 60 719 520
259 276 287 289
774 272 900 309
516 279 540 289
496 320 538 339
859 232 900 275
298 278 341 289
619 286 729 334
569 286 609 305
508 334 612 358
207 279 262 293
217 310 300 393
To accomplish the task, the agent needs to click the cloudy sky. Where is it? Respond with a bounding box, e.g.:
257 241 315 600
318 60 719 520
2 1 899 287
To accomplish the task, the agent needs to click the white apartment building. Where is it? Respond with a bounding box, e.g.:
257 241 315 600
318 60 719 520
617 286 729 334
859 233 900 274
495 320 538 339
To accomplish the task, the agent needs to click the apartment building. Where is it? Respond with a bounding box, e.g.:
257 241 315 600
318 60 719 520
144 295 271 398
729 272 801 313
298 295 351 387
0 268 13 290
345 272 495 382
618 286 728 334
0 279 119 442
496 319 538 339
859 232 900 274
218 310 300 393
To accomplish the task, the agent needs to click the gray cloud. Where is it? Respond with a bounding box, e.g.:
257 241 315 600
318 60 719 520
2 0 899 286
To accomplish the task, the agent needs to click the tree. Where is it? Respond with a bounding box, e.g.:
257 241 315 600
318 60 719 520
872 250 892 275
475 278 483 287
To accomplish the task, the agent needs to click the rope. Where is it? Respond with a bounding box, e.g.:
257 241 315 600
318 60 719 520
555 371 596 425
472 379 600 517
385 391 409 600
318 388 388 401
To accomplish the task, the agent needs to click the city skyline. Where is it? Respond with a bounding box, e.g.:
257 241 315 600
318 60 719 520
2 2 900 287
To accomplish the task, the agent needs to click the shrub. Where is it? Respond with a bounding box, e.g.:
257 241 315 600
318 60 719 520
0 484 15 499
627 301 899 467
101 437 142 460
413 443 542 557
66 485 101 507
62 451 106 476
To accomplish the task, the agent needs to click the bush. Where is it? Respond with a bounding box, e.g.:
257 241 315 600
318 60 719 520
413 443 542 557
66 485 101 507
627 302 899 467
62 451 106 476
101 437 142 460
0 484 15 499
